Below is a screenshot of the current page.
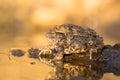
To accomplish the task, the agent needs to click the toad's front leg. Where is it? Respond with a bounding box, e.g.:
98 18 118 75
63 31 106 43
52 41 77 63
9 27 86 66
89 48 97 60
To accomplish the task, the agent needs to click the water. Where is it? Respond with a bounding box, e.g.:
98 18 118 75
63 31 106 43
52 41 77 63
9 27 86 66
0 44 120 80
45 60 120 80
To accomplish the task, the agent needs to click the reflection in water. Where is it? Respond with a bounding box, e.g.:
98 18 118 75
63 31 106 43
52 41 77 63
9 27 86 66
45 60 120 80
45 61 103 80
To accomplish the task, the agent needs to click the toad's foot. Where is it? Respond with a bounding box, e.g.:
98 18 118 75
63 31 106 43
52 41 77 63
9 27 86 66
53 52 63 61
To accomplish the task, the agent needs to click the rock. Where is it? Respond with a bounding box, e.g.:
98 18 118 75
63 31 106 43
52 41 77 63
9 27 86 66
10 49 25 57
28 48 40 59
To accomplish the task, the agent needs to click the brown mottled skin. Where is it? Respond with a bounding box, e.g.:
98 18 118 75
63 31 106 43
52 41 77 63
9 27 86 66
39 24 104 66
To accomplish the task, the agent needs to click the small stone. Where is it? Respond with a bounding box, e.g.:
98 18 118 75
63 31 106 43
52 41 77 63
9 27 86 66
28 48 40 59
11 49 25 57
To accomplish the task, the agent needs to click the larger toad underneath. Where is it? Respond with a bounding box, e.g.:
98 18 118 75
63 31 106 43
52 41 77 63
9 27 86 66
39 24 104 66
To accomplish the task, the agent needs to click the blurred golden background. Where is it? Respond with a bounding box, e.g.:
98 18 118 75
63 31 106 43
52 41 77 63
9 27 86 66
0 0 120 49
0 1 120 80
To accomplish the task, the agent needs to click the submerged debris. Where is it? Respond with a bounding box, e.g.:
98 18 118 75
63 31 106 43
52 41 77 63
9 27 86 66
30 62 36 65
